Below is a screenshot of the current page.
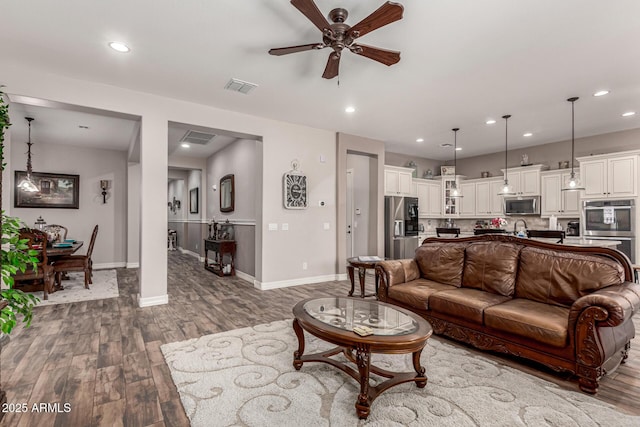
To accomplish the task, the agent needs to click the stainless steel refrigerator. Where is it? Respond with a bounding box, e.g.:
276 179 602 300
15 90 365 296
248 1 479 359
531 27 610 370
384 196 420 260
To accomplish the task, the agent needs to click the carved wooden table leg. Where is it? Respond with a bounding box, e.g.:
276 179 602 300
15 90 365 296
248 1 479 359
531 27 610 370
292 318 305 370
347 265 355 296
355 343 372 419
357 267 367 298
412 348 428 388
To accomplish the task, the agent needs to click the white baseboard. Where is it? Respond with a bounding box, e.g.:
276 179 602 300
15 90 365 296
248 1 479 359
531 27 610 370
336 273 348 281
235 270 254 284
94 262 126 270
138 294 169 307
179 247 201 260
126 262 140 269
255 274 341 290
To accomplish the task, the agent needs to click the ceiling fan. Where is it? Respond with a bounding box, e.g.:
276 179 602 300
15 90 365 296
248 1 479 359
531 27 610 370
269 0 404 79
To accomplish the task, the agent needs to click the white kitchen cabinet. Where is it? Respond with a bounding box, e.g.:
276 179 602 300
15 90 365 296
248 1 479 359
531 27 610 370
384 166 414 196
503 165 546 196
541 170 581 217
414 178 441 217
578 153 638 198
475 179 504 217
459 181 477 217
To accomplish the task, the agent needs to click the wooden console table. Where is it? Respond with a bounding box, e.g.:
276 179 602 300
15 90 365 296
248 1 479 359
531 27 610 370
204 239 236 276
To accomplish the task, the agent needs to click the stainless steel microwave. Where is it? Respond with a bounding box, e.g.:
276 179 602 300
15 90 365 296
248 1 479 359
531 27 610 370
503 196 540 215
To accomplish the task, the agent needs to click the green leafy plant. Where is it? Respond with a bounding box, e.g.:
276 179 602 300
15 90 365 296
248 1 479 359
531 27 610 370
1 86 40 334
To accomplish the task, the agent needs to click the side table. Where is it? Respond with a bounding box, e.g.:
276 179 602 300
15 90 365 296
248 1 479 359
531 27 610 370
346 257 383 298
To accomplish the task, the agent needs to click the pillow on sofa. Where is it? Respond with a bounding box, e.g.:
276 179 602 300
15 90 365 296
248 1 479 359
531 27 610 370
515 246 625 307
415 242 467 287
462 242 522 296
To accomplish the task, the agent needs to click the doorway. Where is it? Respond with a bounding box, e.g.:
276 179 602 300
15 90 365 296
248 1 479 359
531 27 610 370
346 153 376 257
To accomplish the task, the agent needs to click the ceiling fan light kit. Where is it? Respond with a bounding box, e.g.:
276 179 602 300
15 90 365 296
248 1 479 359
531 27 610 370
269 0 404 79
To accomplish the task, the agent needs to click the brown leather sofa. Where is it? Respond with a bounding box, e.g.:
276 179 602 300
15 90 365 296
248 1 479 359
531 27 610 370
375 234 640 393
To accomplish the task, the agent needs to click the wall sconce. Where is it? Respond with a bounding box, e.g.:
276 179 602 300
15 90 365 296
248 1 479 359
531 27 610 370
168 196 181 213
100 180 110 204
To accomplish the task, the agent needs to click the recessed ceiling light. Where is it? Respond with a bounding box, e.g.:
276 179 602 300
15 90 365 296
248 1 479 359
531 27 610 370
416 138 424 143
181 143 190 148
622 111 636 117
485 119 496 125
593 90 609 97
109 42 130 53
455 147 462 151
345 106 356 113
523 132 533 137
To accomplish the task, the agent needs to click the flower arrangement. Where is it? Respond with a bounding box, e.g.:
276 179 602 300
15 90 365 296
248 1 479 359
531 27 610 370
491 217 507 228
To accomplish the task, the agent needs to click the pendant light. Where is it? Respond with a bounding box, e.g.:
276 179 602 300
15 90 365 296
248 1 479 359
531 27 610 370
561 97 585 191
497 114 516 196
449 128 463 198
17 117 40 193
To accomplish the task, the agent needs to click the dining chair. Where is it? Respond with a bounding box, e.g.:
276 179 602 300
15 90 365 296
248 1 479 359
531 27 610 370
44 224 68 241
436 227 460 237
12 228 55 300
526 229 565 244
53 225 99 289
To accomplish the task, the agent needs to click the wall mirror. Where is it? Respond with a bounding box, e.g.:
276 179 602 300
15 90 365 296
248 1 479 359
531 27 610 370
220 174 235 212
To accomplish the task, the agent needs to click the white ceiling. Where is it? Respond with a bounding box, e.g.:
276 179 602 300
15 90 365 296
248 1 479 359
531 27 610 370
2 0 639 161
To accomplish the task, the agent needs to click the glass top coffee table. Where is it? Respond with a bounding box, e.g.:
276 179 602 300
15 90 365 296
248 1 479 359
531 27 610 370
292 297 433 420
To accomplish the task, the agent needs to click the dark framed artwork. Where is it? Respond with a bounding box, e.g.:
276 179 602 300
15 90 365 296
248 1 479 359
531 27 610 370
189 188 199 214
14 171 80 209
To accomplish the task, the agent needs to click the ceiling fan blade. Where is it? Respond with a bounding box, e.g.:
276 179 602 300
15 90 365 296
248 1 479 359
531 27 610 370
351 44 400 66
269 43 324 56
348 1 404 39
290 0 331 33
322 52 341 79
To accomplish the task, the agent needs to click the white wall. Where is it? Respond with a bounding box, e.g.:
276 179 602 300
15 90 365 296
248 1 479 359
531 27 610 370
127 162 140 268
3 61 339 299
187 170 201 220
10 141 128 268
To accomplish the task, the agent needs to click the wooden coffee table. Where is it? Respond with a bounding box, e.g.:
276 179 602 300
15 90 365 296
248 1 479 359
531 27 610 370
292 297 433 419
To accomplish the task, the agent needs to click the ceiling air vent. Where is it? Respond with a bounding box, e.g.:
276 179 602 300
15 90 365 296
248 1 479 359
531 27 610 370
181 130 216 145
224 78 258 94
439 143 453 148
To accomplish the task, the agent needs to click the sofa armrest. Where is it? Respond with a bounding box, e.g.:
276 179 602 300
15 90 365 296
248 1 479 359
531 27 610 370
569 282 640 329
375 259 420 301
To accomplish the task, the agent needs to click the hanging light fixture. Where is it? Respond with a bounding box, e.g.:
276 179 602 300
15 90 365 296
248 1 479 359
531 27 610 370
449 128 463 198
497 114 517 196
17 117 40 193
561 97 585 191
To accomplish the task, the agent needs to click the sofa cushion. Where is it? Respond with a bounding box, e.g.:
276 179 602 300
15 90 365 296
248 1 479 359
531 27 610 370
462 242 522 297
515 247 625 308
415 242 467 287
429 288 510 324
388 279 457 311
484 298 570 348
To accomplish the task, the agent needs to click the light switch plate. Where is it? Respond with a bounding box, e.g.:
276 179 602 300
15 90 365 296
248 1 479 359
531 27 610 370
323 222 330 230
281 223 289 231
268 223 278 231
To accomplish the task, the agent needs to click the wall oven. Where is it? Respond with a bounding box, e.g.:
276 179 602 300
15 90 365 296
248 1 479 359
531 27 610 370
582 199 635 262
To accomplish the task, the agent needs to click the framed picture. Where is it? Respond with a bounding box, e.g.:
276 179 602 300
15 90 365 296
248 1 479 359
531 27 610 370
189 188 199 214
283 172 307 209
14 171 80 209
440 166 455 176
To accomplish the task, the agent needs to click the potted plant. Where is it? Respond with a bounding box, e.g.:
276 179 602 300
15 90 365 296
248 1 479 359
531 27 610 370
0 86 40 418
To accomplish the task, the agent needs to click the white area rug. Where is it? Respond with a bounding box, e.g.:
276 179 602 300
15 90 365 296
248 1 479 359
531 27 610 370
31 269 119 306
161 319 640 427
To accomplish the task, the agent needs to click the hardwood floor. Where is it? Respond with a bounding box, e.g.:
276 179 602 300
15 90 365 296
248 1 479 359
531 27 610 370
1 252 639 426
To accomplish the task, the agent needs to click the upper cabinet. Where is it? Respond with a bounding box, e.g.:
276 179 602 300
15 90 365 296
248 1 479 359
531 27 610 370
384 166 414 196
414 178 442 217
502 164 548 196
459 181 477 217
475 179 505 217
578 152 638 198
540 170 581 217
